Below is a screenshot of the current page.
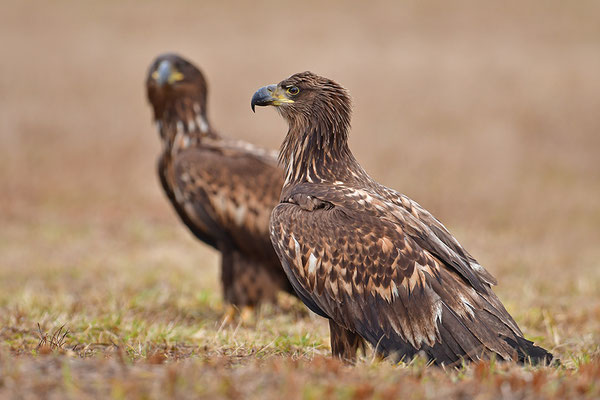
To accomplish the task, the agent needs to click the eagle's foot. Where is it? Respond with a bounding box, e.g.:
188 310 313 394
240 305 255 323
221 305 238 326
221 305 255 326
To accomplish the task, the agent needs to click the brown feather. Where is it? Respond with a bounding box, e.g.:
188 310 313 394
257 71 553 365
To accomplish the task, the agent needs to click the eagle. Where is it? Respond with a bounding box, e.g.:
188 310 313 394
251 71 553 365
145 54 296 318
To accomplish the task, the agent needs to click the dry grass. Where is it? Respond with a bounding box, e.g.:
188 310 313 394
0 0 599 398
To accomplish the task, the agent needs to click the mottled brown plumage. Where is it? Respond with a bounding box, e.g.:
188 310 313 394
146 54 295 307
251 71 553 365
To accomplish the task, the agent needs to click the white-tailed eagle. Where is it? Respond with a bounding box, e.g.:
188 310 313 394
251 71 553 365
146 54 296 315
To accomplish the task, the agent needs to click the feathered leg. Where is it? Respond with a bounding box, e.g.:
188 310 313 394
220 247 240 324
220 246 237 305
221 249 284 323
329 320 366 363
229 251 281 306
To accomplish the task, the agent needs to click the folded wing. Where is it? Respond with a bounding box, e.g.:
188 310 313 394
270 185 549 365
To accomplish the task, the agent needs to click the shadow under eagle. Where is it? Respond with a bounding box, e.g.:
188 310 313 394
146 53 295 308
251 71 554 366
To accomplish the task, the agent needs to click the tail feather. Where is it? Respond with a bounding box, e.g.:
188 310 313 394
502 335 555 365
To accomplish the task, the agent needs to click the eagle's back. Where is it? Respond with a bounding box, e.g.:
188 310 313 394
160 138 283 265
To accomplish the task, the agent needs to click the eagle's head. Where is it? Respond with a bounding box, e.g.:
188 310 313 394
146 53 208 121
251 72 354 175
251 71 351 131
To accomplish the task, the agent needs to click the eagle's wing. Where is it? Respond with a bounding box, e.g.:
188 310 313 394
270 184 541 364
169 145 283 261
158 155 218 249
381 187 498 288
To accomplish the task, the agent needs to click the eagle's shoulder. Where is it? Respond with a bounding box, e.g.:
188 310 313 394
201 136 280 167
172 139 281 194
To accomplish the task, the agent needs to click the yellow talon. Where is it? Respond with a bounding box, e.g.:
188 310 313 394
240 306 255 323
222 305 238 326
221 305 256 326
221 304 256 326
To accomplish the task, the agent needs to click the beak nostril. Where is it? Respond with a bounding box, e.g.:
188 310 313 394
266 84 277 94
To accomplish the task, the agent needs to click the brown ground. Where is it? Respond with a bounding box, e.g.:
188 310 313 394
1 0 599 398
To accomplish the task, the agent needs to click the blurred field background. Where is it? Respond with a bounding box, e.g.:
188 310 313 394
1 0 599 398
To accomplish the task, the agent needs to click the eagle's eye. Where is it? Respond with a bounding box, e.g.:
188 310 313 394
287 86 300 96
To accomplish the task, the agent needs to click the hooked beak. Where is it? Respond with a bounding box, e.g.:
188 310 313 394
152 60 184 87
251 84 294 112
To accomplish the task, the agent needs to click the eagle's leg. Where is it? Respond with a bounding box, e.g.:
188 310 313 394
220 247 242 325
229 251 280 306
329 319 366 363
221 246 237 305
220 249 280 323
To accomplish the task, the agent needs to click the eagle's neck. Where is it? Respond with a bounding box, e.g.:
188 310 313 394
156 97 217 156
279 110 368 188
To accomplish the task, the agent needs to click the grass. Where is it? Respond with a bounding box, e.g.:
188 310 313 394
0 218 598 399
1 0 599 398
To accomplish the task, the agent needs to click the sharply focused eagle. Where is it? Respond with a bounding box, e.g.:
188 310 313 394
251 71 553 365
146 54 296 314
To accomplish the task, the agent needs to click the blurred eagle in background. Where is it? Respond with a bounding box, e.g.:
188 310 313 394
251 72 553 365
146 54 296 316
